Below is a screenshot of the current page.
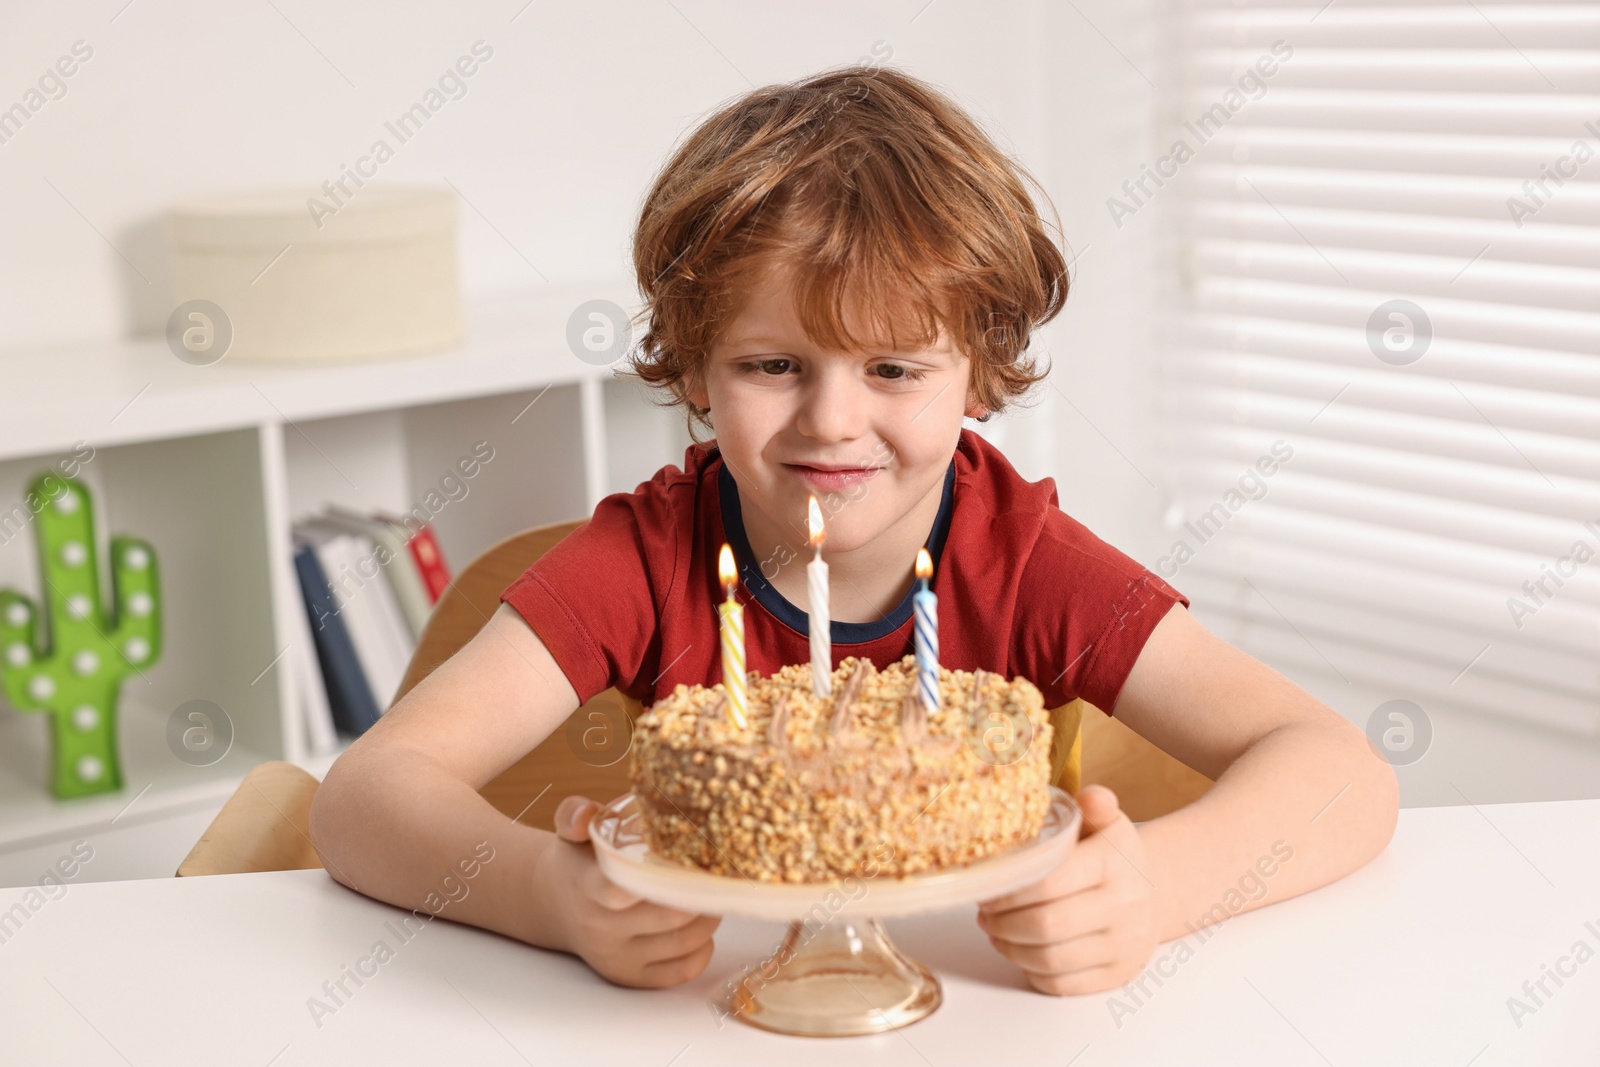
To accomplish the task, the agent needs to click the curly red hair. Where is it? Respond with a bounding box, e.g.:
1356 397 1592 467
621 64 1070 444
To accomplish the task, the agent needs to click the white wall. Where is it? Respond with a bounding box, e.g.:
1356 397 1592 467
0 0 1159 558
1035 0 1166 562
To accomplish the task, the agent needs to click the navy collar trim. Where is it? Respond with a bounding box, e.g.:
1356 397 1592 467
717 455 956 644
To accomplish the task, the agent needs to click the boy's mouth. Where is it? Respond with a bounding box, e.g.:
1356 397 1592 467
783 463 883 491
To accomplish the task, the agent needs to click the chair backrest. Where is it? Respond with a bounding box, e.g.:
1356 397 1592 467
175 760 322 876
180 517 1211 875
393 519 639 834
393 520 585 700
395 519 1211 826
1079 701 1212 823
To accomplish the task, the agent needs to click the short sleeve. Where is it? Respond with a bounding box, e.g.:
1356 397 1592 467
498 492 669 706
1012 508 1189 716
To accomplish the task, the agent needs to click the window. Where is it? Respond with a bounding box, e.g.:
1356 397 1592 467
1158 2 1600 733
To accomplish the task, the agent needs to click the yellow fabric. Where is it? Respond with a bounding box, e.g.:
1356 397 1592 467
1047 698 1086 796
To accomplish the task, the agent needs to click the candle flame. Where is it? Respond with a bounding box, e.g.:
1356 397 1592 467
718 542 737 593
807 495 825 546
915 547 933 580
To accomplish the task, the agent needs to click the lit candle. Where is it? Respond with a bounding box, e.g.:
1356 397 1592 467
806 495 831 697
717 543 749 729
913 548 940 714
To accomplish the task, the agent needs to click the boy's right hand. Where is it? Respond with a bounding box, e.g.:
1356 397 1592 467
534 794 723 989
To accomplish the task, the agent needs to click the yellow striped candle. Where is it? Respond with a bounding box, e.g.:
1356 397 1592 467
717 543 749 729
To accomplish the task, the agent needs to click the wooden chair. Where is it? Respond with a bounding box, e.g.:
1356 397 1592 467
175 760 324 875
178 519 1211 876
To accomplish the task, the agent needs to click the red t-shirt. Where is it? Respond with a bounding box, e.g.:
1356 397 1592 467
499 428 1189 715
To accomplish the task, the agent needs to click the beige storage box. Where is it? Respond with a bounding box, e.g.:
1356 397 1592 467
169 186 460 362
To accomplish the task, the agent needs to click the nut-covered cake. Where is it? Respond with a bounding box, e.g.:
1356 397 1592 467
628 654 1054 883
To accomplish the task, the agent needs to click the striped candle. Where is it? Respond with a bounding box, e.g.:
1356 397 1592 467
717 543 748 729
913 547 940 714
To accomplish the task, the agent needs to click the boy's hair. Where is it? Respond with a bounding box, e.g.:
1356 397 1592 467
622 65 1070 444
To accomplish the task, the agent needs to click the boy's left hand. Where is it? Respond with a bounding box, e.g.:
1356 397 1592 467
976 784 1162 996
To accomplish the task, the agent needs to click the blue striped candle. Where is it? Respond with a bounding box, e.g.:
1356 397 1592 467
913 548 940 714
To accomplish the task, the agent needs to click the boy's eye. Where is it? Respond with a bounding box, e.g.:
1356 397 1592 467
872 363 926 382
750 358 792 375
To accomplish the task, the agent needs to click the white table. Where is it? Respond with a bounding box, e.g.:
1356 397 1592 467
3 800 1597 1065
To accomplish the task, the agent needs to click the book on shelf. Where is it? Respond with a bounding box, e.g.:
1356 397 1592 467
290 509 452 744
290 616 338 756
287 543 338 756
319 505 433 639
386 516 452 603
292 536 381 739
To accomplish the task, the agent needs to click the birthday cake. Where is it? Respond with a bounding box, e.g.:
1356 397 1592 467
628 655 1055 883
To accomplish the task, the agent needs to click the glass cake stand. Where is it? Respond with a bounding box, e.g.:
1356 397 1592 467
590 785 1081 1037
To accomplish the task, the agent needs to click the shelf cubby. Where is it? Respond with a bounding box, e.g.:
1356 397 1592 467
0 280 683 884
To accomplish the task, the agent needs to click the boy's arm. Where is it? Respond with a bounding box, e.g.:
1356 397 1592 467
307 602 585 951
1109 604 1400 941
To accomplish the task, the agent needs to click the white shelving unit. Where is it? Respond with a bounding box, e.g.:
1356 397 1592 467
0 280 692 884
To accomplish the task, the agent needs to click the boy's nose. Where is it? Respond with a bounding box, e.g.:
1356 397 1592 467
794 368 869 443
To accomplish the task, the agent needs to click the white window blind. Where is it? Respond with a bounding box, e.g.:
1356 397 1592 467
1158 2 1600 735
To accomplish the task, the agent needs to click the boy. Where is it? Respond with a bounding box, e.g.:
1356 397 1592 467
309 65 1397 996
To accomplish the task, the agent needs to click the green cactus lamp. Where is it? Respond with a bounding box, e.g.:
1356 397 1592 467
0 473 162 799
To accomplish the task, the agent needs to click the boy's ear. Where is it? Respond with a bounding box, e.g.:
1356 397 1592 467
963 385 988 421
686 365 709 409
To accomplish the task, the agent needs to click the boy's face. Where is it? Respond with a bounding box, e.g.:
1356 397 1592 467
688 265 983 555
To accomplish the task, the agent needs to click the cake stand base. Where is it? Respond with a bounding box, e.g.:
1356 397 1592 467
590 787 1081 1038
723 916 940 1037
